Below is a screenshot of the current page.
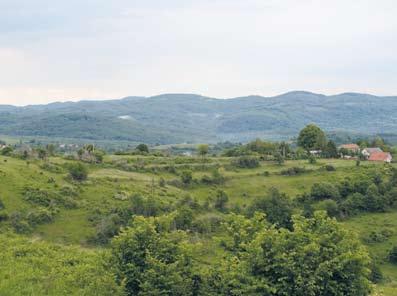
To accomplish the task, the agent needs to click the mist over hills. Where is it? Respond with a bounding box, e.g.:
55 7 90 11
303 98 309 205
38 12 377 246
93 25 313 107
1 91 396 144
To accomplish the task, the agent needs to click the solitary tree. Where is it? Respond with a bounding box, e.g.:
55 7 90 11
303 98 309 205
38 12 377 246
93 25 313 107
136 144 149 153
197 144 209 159
297 124 327 151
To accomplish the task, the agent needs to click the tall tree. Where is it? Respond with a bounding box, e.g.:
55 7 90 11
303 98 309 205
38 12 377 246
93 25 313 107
297 124 327 151
197 144 209 158
324 140 338 158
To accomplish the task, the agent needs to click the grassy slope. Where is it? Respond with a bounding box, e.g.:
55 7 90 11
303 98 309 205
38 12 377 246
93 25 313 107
0 155 396 294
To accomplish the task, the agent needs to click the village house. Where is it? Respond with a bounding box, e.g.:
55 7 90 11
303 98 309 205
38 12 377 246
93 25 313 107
362 147 383 158
339 143 360 153
368 151 393 163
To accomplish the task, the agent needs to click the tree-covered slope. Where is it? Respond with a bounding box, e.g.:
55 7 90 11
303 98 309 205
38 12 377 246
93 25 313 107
1 91 396 144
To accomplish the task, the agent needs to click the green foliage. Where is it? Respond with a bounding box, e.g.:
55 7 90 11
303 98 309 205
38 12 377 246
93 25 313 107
249 188 293 229
215 212 372 296
308 154 317 164
197 144 209 157
111 216 195 296
0 234 123 295
323 140 338 158
67 162 88 181
232 156 260 168
214 190 229 212
280 166 307 176
181 170 193 185
1 146 13 156
136 143 149 153
315 199 339 217
389 246 397 264
274 152 284 165
324 164 336 171
311 182 341 200
297 124 327 151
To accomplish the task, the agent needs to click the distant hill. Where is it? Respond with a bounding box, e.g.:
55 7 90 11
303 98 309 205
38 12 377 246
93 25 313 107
1 91 396 144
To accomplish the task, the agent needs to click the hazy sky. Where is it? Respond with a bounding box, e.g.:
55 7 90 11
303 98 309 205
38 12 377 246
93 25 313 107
1 0 397 105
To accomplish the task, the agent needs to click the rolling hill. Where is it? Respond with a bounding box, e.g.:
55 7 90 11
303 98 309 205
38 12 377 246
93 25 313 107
1 91 396 144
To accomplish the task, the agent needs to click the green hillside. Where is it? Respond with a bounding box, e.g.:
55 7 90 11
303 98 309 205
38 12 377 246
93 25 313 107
1 150 397 295
1 92 397 144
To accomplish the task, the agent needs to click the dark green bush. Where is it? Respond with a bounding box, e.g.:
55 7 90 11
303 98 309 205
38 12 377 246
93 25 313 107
324 164 336 171
280 166 307 176
232 156 260 168
67 162 88 181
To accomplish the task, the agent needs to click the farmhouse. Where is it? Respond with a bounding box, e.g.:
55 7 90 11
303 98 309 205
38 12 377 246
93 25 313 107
339 143 360 152
362 147 383 158
368 151 392 163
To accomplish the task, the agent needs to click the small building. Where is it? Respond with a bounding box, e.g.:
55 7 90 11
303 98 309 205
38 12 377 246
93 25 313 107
368 152 392 163
362 147 383 158
309 150 322 156
339 144 360 153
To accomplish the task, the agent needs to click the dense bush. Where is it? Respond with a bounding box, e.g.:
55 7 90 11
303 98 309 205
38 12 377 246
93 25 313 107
180 170 193 185
324 164 336 171
280 166 307 176
26 207 56 226
214 190 229 212
111 216 195 295
232 156 260 168
311 182 341 200
23 188 53 206
388 246 397 264
210 212 371 296
67 162 88 181
315 199 339 217
248 188 293 229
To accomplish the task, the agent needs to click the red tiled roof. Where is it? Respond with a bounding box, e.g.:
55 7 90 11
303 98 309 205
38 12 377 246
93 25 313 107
368 152 392 162
340 144 360 150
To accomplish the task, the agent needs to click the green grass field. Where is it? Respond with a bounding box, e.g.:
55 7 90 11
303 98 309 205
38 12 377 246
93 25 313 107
0 154 396 295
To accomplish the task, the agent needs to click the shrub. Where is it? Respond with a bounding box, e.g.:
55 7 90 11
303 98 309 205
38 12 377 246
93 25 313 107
369 263 384 283
280 166 307 176
67 162 88 181
136 143 149 153
214 190 229 212
308 155 317 164
388 246 397 264
311 182 341 201
10 212 32 234
249 188 293 229
180 170 193 185
27 207 55 226
315 199 339 217
364 229 393 244
23 188 53 206
324 164 336 171
173 206 194 230
1 146 13 156
232 156 260 168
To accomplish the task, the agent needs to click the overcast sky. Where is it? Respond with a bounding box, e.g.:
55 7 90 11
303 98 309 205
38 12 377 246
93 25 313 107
1 0 397 105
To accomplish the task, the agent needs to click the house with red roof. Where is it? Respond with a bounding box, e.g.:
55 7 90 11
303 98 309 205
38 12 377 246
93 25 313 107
368 152 392 163
339 144 360 153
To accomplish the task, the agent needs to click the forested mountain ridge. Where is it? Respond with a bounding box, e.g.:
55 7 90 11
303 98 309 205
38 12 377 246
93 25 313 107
1 91 396 144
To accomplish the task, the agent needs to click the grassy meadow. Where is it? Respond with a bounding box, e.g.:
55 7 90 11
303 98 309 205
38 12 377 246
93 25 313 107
0 153 396 295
